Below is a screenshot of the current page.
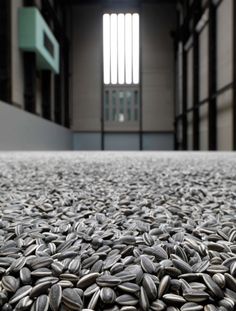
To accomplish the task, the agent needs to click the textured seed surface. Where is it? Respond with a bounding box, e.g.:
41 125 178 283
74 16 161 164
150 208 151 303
1 152 236 310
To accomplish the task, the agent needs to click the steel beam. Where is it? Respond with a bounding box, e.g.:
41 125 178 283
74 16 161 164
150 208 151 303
192 0 201 150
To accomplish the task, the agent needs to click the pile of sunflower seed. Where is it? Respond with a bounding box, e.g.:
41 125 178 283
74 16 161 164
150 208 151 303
1 152 236 311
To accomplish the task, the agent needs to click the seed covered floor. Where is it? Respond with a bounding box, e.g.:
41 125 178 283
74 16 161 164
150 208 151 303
0 152 236 311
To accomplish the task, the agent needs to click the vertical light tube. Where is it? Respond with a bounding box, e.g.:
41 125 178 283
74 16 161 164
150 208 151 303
111 14 118 84
125 13 132 84
132 13 139 84
103 14 110 84
118 14 125 84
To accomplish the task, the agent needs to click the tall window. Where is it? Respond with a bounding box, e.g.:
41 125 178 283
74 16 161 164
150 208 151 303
103 13 140 85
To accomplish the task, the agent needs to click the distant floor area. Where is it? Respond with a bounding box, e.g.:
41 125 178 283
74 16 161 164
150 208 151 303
0 152 236 310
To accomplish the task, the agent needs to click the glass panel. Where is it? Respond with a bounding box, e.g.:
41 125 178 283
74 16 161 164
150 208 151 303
118 14 125 84
125 14 132 84
104 91 109 121
132 14 139 84
126 91 132 121
103 13 139 86
103 14 110 84
111 14 118 84
119 91 125 122
134 90 138 121
112 90 117 121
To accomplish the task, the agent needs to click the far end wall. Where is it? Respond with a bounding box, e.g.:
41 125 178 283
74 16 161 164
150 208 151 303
71 3 175 150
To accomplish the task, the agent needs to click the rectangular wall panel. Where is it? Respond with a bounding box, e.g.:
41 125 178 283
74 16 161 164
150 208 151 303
199 25 209 101
216 0 233 90
187 112 193 150
187 48 193 109
73 133 102 150
177 42 183 116
71 5 102 131
142 3 175 132
104 133 140 150
142 133 174 150
11 0 24 108
217 88 233 150
199 104 208 150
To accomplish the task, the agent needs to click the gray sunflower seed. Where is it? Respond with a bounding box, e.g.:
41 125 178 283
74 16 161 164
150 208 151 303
212 273 225 288
180 302 203 311
30 281 52 298
183 290 209 303
163 293 186 304
84 284 99 297
202 273 224 298
62 288 83 310
150 299 166 311
15 296 33 310
77 272 100 289
96 275 121 287
116 294 139 306
118 282 140 294
87 288 100 309
140 255 156 274
20 267 32 285
49 284 62 311
142 273 157 300
158 275 170 298
2 276 19 293
9 285 32 304
100 287 116 304
139 286 149 311
34 295 49 311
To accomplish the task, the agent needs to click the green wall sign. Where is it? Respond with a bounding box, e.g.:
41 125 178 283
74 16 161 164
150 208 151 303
19 7 59 74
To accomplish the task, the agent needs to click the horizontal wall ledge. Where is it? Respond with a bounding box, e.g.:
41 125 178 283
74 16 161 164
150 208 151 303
0 101 72 150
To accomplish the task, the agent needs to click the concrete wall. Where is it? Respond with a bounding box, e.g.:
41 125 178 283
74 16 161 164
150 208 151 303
199 25 209 149
141 3 175 132
216 0 233 150
70 4 175 150
0 101 72 150
187 112 193 150
11 0 24 108
71 5 102 132
199 104 208 150
177 0 234 151
73 132 174 150
186 47 193 150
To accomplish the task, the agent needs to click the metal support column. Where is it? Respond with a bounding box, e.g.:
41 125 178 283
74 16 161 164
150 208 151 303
0 0 11 102
23 53 36 113
42 71 51 120
208 1 217 150
182 49 187 150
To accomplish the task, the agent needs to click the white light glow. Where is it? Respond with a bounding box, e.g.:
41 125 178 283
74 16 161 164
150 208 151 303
103 14 110 84
103 13 139 85
110 14 118 84
132 13 139 84
118 14 125 84
125 14 132 84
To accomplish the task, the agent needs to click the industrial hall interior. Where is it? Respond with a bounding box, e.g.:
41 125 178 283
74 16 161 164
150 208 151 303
1 1 236 311
0 0 235 151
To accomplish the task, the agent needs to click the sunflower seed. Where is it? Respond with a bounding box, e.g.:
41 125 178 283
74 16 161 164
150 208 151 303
100 287 116 304
49 284 62 311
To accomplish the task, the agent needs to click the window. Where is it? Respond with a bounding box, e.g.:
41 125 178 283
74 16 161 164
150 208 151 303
44 32 54 57
103 13 140 85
